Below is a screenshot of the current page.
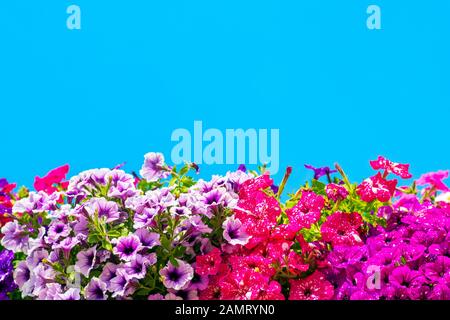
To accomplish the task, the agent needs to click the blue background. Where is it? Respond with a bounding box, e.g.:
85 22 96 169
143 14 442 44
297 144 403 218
1 1 449 192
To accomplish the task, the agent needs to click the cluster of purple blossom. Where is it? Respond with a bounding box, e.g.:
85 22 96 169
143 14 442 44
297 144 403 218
0 153 252 300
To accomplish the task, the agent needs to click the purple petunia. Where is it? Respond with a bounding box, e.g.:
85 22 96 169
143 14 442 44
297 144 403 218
160 260 194 291
85 277 107 300
75 246 97 277
46 221 71 243
140 152 170 182
0 250 17 300
222 216 250 246
99 262 119 289
85 197 121 223
134 228 160 249
124 254 154 279
113 235 142 261
304 164 337 180
1 221 29 253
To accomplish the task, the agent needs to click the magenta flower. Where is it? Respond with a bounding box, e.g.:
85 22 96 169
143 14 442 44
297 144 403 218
356 172 397 203
325 183 349 202
421 256 450 282
370 156 412 179
389 266 426 291
195 248 222 276
321 211 363 247
286 190 324 232
416 170 449 192
289 271 334 300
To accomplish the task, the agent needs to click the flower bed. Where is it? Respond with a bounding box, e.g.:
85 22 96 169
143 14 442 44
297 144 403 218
0 153 449 300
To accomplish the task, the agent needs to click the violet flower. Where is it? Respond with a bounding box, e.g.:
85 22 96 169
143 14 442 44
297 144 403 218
160 260 194 290
113 235 142 261
85 277 107 300
304 164 337 180
140 152 170 182
75 246 97 277
222 216 250 246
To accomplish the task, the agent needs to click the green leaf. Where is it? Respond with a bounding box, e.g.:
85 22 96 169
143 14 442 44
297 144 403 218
160 235 171 251
311 179 326 196
17 186 29 199
169 256 179 267
107 230 121 238
87 233 101 244
134 288 151 296
102 240 113 251
179 165 189 176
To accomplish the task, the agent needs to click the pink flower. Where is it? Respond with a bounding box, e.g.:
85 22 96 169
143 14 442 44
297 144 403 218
234 175 281 249
320 211 363 247
370 156 412 179
416 170 449 192
286 251 310 275
199 275 223 300
230 254 276 278
34 165 70 194
252 280 285 300
286 191 324 232
289 271 334 300
195 248 222 276
325 183 349 202
220 269 272 300
356 172 397 202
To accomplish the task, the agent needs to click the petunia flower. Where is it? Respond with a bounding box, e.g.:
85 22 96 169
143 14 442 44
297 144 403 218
99 263 119 289
113 235 142 261
75 246 97 277
289 271 334 300
416 170 449 192
195 248 222 276
222 216 250 246
320 211 363 247
124 254 154 279
85 277 107 300
325 183 349 202
84 197 121 223
139 152 170 182
370 156 412 179
286 190 324 232
1 221 30 253
34 165 70 194
356 172 397 203
220 269 269 300
304 164 337 180
56 288 81 300
134 228 160 249
160 259 194 291
46 221 71 243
